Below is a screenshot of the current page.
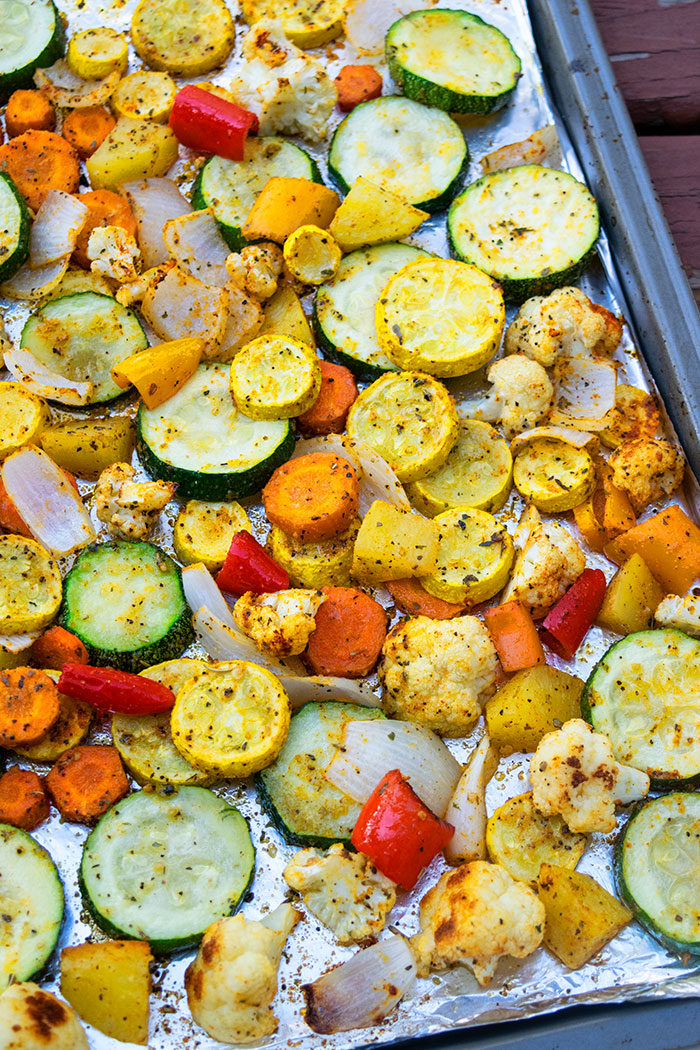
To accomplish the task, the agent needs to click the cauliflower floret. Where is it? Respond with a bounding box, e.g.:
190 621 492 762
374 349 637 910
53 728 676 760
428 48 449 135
229 21 336 142
655 593 700 638
531 718 650 834
502 504 586 618
379 615 498 736
115 261 174 307
472 355 554 439
185 904 299 1044
93 462 176 541
410 861 545 986
87 225 140 283
608 437 684 513
284 844 396 944
233 588 325 657
504 287 622 367
230 243 284 301
0 983 89 1049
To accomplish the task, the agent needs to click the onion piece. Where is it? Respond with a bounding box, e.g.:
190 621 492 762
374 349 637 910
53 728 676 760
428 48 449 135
444 734 498 865
303 936 416 1034
162 209 230 288
0 630 41 653
325 719 461 817
3 346 94 405
509 424 596 457
182 564 235 628
481 125 561 174
0 256 70 300
276 673 380 710
122 178 193 270
1 446 95 555
141 265 228 355
292 434 361 470
344 0 436 54
292 434 410 515
34 61 120 108
30 191 88 267
550 357 617 431
193 607 305 675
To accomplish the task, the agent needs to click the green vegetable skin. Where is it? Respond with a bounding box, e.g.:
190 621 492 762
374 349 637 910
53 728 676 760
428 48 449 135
0 0 65 101
0 172 30 283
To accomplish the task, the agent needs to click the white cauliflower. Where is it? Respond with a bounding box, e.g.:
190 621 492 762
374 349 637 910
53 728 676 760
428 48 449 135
410 861 545 986
504 286 622 367
502 504 586 618
530 718 650 834
185 904 299 1044
229 21 336 142
233 588 325 657
379 615 499 736
0 983 89 1049
655 593 700 638
608 437 684 513
284 844 396 944
93 462 176 540
115 261 174 307
472 355 554 439
227 244 284 301
87 225 140 283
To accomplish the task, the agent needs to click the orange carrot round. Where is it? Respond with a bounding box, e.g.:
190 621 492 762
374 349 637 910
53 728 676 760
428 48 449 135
46 744 129 824
0 130 80 211
62 105 116 159
263 452 359 542
31 626 89 670
72 189 137 269
0 667 60 746
297 360 358 435
305 586 387 678
0 768 50 830
387 578 465 620
334 65 383 112
5 90 56 138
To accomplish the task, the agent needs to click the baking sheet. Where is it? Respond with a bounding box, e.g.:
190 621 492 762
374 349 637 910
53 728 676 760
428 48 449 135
2 0 700 1047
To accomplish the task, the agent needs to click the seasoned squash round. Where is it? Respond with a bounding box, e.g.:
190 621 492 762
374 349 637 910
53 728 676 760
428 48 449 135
67 26 129 79
486 791 587 884
15 671 92 762
267 519 359 588
0 382 49 460
513 437 595 512
408 419 512 516
422 507 514 605
599 384 661 449
229 336 322 421
0 534 62 633
173 500 251 572
131 0 235 76
242 0 345 47
283 225 341 286
111 71 177 123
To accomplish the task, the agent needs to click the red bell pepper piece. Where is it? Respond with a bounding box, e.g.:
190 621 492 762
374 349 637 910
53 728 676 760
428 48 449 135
168 85 259 161
216 530 289 595
58 664 175 715
351 769 454 889
541 568 607 660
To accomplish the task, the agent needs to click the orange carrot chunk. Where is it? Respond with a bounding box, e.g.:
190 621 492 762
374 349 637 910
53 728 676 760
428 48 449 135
5 90 56 138
0 667 61 747
46 744 129 824
297 360 358 435
0 130 80 211
263 452 359 543
62 105 116 159
604 504 700 594
31 626 89 671
335 65 383 112
0 476 31 536
305 586 387 678
72 189 137 269
0 767 50 830
387 578 465 620
483 600 546 673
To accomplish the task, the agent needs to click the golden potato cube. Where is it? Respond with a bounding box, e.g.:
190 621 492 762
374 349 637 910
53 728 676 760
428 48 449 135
352 500 438 583
596 553 664 635
242 177 340 244
40 417 135 479
484 664 583 755
538 863 631 969
60 939 152 1044
328 176 428 253
86 117 178 191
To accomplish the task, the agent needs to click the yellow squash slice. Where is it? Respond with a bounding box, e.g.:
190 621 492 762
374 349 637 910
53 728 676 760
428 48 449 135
513 437 595 512
283 225 341 286
267 519 359 588
16 671 92 762
174 501 252 573
111 71 177 123
67 27 129 79
242 0 346 47
131 0 235 76
486 791 587 884
0 382 49 460
229 336 321 420
599 384 661 449
421 507 514 604
0 535 62 633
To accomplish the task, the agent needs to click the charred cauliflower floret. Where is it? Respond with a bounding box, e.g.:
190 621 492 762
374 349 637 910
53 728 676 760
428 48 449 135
530 719 650 834
0 983 89 1050
115 262 174 307
655 593 700 638
226 244 284 301
87 225 140 283
185 904 299 1044
472 355 554 439
284 843 396 944
502 504 586 618
504 287 622 367
229 21 336 142
93 462 176 540
379 615 499 737
608 437 684 513
410 861 545 987
233 588 325 657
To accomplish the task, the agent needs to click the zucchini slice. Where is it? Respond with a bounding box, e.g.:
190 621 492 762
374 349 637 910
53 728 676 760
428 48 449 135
486 791 586 884
615 792 700 955
582 629 700 786
80 787 254 952
0 534 62 634
0 173 30 282
137 363 294 501
512 437 596 513
60 540 193 672
229 336 321 421
0 823 64 990
386 9 521 115
421 507 514 605
20 292 148 406
448 165 600 301
328 97 468 212
173 500 252 572
313 242 428 381
0 0 64 101
257 701 384 848
193 138 322 251
131 0 235 76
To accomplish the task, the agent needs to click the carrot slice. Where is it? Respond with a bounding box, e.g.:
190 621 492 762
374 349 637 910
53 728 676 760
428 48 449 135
263 452 359 543
62 105 116 159
297 360 358 435
387 578 465 620
0 130 80 211
0 767 50 830
483 600 546 673
0 476 31 536
0 667 61 746
31 626 89 670
46 744 129 824
305 586 387 678
72 189 137 269
334 65 383 112
5 90 56 138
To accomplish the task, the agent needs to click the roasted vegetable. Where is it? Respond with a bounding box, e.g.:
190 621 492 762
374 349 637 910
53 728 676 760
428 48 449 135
86 117 178 191
596 553 664 635
486 792 586 884
352 500 438 583
328 176 427 252
484 664 584 756
60 940 152 1044
243 177 339 244
537 863 631 969
39 417 135 479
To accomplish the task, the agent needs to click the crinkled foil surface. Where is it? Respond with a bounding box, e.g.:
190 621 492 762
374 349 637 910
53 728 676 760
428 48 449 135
2 0 700 1046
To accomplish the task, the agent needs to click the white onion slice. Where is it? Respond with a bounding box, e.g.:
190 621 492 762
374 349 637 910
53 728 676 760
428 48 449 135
163 209 230 288
122 178 193 270
141 265 228 353
3 346 93 405
30 191 88 267
34 61 120 108
292 434 361 470
550 357 617 431
0 630 41 653
303 936 416 1033
0 256 70 300
344 0 436 54
1 446 95 555
481 125 561 174
444 734 498 865
292 434 410 515
325 719 461 817
276 673 379 710
193 607 305 676
182 564 235 628
510 424 596 457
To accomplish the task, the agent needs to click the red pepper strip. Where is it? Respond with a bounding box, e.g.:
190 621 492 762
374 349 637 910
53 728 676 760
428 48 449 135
216 530 289 596
168 85 259 161
58 664 175 715
351 769 454 890
540 568 607 660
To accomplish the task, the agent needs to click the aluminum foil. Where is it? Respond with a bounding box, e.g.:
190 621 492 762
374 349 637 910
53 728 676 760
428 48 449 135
2 0 700 1046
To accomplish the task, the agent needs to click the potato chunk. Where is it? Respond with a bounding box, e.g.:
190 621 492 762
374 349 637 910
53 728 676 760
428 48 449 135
352 500 438 583
60 940 152 1044
39 417 135 479
537 863 631 969
596 553 664 635
86 117 178 191
484 664 583 756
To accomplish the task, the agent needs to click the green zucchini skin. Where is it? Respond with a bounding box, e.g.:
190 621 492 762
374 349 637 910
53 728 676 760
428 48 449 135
0 0 65 102
0 172 30 282
312 302 389 383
